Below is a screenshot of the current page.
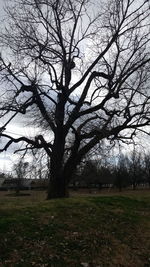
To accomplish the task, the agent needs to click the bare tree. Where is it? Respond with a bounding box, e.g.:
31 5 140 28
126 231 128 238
0 0 150 198
13 158 29 194
29 149 50 180
143 152 150 187
128 148 144 189
114 153 130 191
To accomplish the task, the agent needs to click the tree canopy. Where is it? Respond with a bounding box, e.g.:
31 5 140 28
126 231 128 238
0 0 150 198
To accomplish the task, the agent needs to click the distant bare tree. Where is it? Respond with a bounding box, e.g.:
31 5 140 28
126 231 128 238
143 152 150 187
29 149 49 180
128 149 144 189
0 0 150 198
13 159 29 194
114 153 130 191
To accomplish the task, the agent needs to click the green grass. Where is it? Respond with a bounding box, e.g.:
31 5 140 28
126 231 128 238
0 191 150 266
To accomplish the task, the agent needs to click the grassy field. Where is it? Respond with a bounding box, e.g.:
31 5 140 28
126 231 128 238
0 190 150 267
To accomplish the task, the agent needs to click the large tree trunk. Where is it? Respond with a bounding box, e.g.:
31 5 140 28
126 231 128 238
47 172 69 199
47 151 78 199
47 141 69 198
47 140 68 199
47 149 78 199
47 92 70 199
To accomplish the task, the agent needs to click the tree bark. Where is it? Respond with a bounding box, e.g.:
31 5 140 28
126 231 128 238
47 92 70 199
47 153 78 199
47 146 78 199
47 172 69 199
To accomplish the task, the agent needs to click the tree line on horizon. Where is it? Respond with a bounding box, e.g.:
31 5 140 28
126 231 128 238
71 149 150 191
1 147 149 192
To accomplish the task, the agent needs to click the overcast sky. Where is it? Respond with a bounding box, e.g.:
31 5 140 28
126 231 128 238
0 0 38 172
0 0 12 172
